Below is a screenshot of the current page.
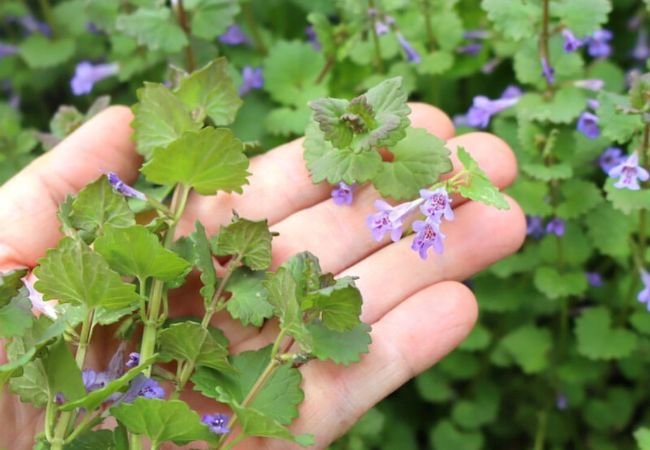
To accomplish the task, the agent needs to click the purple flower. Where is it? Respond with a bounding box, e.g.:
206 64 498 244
609 152 650 191
126 352 140 369
587 99 600 111
453 114 469 127
466 94 520 129
82 369 111 392
556 393 568 411
632 30 649 62
239 66 264 96
464 30 489 40
586 272 603 287
121 375 165 403
54 393 65 405
331 182 354 206
598 147 625 173
107 172 146 200
0 43 18 59
411 220 446 259
457 43 482 55
13 15 51 36
526 216 544 239
574 79 604 91
202 413 230 435
71 61 119 96
562 29 583 52
481 58 502 74
577 112 600 139
218 25 249 46
305 26 320 50
587 29 613 58
545 218 565 237
367 198 422 242
501 85 522 99
638 270 650 310
396 32 421 63
419 188 454 223
541 57 555 85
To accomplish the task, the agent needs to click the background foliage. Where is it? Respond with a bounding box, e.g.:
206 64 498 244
2 0 650 449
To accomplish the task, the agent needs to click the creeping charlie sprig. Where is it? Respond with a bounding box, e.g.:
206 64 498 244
0 57 371 450
304 77 509 259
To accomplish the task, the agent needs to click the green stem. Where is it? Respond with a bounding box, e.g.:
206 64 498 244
173 0 196 72
50 309 95 450
242 2 267 55
419 0 436 51
63 411 104 445
367 0 385 73
533 410 548 450
316 56 335 85
539 0 553 92
215 332 287 450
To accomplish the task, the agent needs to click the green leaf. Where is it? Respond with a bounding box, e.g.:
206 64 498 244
70 177 135 237
0 267 28 307
457 147 509 209
50 105 84 139
451 385 499 429
65 430 117 450
554 0 611 36
212 217 273 270
301 277 362 332
597 92 644 143
191 222 218 307
226 268 273 327
635 427 650 450
263 41 328 107
481 0 539 41
604 178 650 214
264 268 312 349
576 307 638 360
131 82 201 159
374 127 452 200
7 338 48 407
43 338 85 402
19 35 75 68
556 180 602 219
158 322 230 372
230 403 315 447
430 420 483 450
521 162 573 181
307 321 372 366
0 295 32 338
115 8 187 52
192 346 303 425
95 224 191 281
264 106 311 136
111 398 218 445
459 324 492 352
60 355 156 412
499 325 551 374
533 266 588 299
506 179 553 216
303 123 383 185
280 252 323 297
187 0 240 40
517 88 588 124
142 127 250 195
34 237 141 309
415 369 453 403
361 77 411 150
175 58 242 126
417 51 454 75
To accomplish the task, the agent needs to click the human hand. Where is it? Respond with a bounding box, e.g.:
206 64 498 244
0 103 525 450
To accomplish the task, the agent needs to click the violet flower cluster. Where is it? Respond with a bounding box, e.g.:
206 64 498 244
526 216 565 239
367 187 454 260
461 85 522 129
370 11 421 64
71 61 119 96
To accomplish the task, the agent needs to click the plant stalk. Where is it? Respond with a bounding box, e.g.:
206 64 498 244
173 0 196 72
367 0 385 73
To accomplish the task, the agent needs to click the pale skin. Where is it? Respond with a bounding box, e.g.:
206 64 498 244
0 103 526 450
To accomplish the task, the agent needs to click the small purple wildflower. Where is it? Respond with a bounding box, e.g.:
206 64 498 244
587 29 613 58
574 79 604 91
126 352 140 369
586 272 603 288
419 188 454 223
481 57 502 74
453 114 469 127
463 29 489 40
107 172 146 200
526 216 545 239
609 152 650 191
541 57 555 85
587 99 600 111
54 393 65 405
577 112 600 139
466 94 520 129
367 198 422 242
71 61 119 96
562 29 583 52
305 26 320 50
632 30 650 62
331 182 354 206
0 43 18 59
598 147 625 173
122 375 165 403
14 15 51 36
638 270 650 310
218 25 249 46
501 85 523 99
545 218 565 237
396 32 421 63
556 393 568 411
82 369 111 392
202 413 230 435
239 66 264 96
411 220 445 259
457 43 482 55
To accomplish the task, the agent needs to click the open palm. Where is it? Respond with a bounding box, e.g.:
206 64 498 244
0 104 524 450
